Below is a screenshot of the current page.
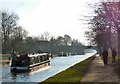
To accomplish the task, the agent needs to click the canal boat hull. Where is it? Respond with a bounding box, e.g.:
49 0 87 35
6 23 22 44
10 53 51 73
11 60 50 73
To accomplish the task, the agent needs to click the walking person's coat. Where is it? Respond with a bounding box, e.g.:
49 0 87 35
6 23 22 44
102 49 108 65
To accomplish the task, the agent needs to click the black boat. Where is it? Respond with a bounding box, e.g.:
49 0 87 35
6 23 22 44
10 53 50 73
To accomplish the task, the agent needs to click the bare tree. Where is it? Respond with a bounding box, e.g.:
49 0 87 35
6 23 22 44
39 32 51 41
1 11 19 53
85 1 119 53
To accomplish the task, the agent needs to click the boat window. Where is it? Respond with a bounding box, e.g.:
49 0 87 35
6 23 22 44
44 55 47 61
36 56 39 63
47 55 49 60
42 55 45 61
29 57 35 65
38 56 40 63
40 56 42 62
34 57 36 63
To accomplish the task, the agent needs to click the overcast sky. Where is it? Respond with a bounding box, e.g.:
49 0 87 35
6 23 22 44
0 0 100 44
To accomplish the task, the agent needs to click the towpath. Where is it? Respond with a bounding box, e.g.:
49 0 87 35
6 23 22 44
81 55 119 83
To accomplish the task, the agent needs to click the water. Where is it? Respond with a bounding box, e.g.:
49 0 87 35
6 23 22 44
2 51 96 83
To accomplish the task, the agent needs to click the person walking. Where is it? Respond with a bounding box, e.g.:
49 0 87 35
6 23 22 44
102 48 108 66
11 50 17 66
111 49 117 64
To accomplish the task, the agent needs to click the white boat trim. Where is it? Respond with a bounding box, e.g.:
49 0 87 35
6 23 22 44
28 53 48 57
29 60 50 67
11 67 29 70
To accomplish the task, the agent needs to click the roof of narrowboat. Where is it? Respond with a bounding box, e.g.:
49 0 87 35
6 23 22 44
28 53 48 57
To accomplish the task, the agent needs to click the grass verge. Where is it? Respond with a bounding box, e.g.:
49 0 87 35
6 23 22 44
39 56 95 84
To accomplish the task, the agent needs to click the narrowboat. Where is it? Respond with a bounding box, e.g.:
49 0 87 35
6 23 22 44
10 53 50 73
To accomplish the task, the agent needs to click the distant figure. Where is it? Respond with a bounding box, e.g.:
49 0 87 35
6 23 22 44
111 49 117 64
11 50 17 66
102 49 108 65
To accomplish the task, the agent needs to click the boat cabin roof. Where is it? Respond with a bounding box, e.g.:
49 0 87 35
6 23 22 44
28 53 48 57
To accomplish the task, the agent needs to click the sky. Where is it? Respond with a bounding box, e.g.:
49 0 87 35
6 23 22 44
0 0 101 45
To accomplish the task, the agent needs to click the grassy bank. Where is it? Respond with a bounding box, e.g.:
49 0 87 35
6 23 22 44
40 56 95 84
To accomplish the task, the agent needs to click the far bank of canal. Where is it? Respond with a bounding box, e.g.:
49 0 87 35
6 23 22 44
2 51 96 83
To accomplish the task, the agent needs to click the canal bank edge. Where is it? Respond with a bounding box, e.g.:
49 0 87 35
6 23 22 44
39 55 95 83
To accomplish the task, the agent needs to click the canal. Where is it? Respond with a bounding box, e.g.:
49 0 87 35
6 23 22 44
2 50 96 83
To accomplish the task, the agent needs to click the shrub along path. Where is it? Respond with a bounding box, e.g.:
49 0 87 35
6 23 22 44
81 55 119 83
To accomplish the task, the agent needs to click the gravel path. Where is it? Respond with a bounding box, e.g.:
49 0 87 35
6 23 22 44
81 55 119 83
